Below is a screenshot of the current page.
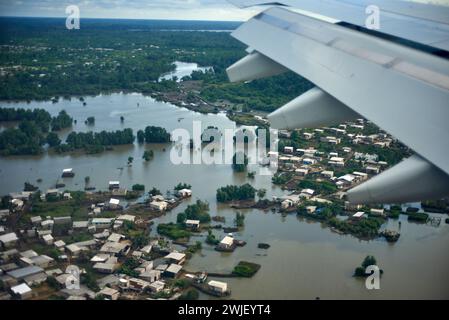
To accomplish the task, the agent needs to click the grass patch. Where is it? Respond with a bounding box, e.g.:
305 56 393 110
32 199 88 220
406 211 429 223
157 223 191 240
232 261 261 278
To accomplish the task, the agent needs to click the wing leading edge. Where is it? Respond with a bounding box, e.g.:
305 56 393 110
226 6 449 204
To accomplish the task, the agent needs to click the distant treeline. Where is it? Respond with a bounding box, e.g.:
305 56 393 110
0 107 171 156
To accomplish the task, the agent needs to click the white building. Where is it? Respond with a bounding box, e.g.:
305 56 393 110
0 232 19 248
165 252 186 265
185 219 200 230
295 168 309 176
108 181 120 190
352 212 365 220
108 198 120 209
11 283 32 299
321 170 334 178
218 236 234 250
208 280 228 295
42 234 54 245
284 146 294 154
150 201 168 211
177 189 192 198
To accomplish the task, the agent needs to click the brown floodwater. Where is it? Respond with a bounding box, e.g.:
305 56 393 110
1 93 448 299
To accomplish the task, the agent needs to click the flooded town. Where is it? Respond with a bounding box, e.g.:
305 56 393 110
1 87 448 300
0 5 449 303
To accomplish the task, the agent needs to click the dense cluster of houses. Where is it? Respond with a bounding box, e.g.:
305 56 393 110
0 182 202 300
270 119 400 215
276 120 394 194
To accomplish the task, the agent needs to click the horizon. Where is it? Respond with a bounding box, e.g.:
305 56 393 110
0 0 259 22
0 15 244 23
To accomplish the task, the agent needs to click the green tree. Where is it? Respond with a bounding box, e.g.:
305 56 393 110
183 199 210 223
177 212 187 224
174 182 192 191
232 152 248 172
132 184 145 191
144 126 171 143
149 187 161 196
257 188 266 199
143 150 154 161
85 116 95 125
235 212 245 227
46 132 61 147
137 130 145 144
362 256 377 269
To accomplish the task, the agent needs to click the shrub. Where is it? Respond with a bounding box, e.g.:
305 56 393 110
132 184 145 191
232 261 261 277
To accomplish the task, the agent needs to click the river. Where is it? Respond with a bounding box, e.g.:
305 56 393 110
0 77 448 300
159 61 213 82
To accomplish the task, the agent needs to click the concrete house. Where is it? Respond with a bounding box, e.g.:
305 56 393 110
62 168 75 177
108 181 120 190
185 219 200 230
140 270 161 283
208 280 228 295
54 240 66 250
284 146 294 154
8 266 44 281
217 236 234 251
295 168 309 176
149 280 165 293
370 208 385 217
108 198 121 209
150 201 168 212
352 212 366 220
10 283 32 300
98 287 120 300
321 170 334 178
164 264 183 278
30 216 42 226
116 214 136 223
100 242 130 256
91 218 114 229
0 232 19 248
93 257 118 274
177 189 192 198
127 278 151 292
73 221 89 230
165 252 186 265
54 216 72 225
42 234 54 245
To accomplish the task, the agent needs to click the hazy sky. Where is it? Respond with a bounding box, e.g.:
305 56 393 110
0 0 259 21
0 0 448 21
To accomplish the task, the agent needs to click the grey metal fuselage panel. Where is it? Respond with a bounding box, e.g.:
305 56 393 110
228 0 449 51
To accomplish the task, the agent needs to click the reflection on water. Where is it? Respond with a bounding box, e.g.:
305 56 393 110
159 61 213 82
0 93 448 299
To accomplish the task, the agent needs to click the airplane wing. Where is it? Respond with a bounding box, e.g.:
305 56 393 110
225 1 449 204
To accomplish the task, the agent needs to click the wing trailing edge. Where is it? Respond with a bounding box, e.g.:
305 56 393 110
347 155 449 204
